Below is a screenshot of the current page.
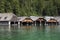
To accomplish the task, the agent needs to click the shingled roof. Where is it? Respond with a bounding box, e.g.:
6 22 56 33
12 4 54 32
0 13 17 21
44 16 54 21
18 16 28 21
30 16 44 21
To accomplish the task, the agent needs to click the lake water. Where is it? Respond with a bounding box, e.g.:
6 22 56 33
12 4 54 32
0 25 60 40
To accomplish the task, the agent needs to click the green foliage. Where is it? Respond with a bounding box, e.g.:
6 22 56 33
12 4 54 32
0 0 5 13
0 0 60 16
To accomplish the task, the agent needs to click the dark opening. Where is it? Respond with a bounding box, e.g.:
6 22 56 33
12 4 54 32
0 17 2 19
4 17 7 19
22 22 33 26
36 18 46 25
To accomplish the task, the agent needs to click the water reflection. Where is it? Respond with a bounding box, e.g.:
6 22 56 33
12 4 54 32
0 25 59 33
20 26 32 30
46 25 58 32
0 25 60 40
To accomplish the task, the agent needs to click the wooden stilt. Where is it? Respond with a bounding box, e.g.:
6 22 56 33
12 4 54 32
18 21 20 25
40 21 41 26
56 22 57 25
35 21 36 26
27 22 28 26
21 22 22 26
45 22 46 25
18 22 20 28
9 21 11 29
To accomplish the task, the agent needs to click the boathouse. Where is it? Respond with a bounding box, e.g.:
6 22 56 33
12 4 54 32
35 17 46 25
36 17 46 25
45 16 58 25
30 16 46 26
47 18 58 25
18 17 33 26
0 13 17 25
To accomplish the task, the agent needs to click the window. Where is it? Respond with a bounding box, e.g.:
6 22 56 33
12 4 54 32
0 17 2 19
4 17 7 19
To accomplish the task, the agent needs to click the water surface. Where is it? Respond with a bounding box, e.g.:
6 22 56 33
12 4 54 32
0 25 60 40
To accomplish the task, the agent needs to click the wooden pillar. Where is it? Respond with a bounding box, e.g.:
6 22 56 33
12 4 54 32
21 22 23 26
56 22 57 25
35 21 36 26
40 21 41 26
32 22 33 26
18 21 20 25
18 21 20 28
45 22 46 25
9 21 11 29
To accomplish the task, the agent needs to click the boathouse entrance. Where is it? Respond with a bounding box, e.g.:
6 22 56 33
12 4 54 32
35 18 46 26
11 21 18 25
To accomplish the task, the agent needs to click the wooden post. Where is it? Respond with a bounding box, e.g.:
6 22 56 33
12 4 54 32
40 21 41 26
21 22 23 26
18 21 20 28
18 21 20 25
9 21 11 29
56 22 57 25
35 21 36 26
45 22 46 25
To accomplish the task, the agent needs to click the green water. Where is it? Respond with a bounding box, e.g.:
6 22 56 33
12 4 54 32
0 25 60 40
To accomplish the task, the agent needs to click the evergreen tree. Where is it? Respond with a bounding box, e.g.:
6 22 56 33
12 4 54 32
0 0 60 16
0 0 5 13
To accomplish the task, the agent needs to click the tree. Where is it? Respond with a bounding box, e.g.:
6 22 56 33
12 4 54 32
0 0 5 13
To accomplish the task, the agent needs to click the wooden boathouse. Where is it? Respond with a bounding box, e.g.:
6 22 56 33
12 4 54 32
30 16 46 26
45 16 58 25
36 17 46 25
0 13 17 26
18 17 33 26
47 18 58 25
0 13 59 26
18 16 46 26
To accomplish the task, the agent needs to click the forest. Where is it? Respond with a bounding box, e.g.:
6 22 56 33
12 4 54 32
0 0 60 16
